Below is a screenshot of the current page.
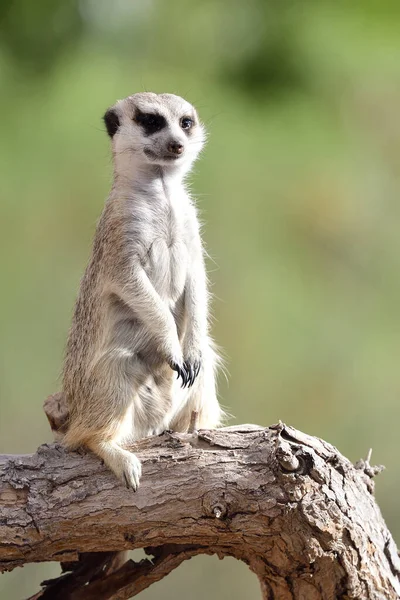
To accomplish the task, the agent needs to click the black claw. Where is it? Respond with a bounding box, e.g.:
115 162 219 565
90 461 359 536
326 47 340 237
170 359 201 388
123 473 130 490
181 364 188 388
170 361 184 386
185 367 191 387
178 360 201 388
188 364 195 387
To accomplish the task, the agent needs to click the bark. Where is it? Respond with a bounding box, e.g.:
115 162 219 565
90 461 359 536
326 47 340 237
0 413 399 599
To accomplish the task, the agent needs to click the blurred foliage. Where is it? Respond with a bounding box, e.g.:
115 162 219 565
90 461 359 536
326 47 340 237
1 0 400 598
0 0 83 74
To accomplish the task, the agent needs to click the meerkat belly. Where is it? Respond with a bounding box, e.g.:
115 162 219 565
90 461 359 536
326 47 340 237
147 237 188 302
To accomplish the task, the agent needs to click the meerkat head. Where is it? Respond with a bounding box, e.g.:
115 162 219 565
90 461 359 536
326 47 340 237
103 92 205 173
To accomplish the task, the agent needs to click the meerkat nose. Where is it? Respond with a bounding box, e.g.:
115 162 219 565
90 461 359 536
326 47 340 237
168 141 184 155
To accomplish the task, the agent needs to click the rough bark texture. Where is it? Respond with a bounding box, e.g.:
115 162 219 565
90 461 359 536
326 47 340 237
1 419 399 599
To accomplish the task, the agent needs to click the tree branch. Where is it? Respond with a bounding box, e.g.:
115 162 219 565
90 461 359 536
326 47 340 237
26 546 201 600
1 416 399 599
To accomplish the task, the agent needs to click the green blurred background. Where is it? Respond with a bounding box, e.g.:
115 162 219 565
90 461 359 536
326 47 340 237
1 0 400 597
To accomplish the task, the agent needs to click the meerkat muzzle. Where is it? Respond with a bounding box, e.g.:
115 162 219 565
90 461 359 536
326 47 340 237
167 141 184 155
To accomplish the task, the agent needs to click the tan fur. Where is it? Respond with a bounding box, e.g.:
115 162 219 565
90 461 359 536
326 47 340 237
62 93 223 490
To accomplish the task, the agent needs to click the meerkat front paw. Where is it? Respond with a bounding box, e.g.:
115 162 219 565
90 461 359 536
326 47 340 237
181 341 202 388
166 336 192 387
169 359 190 387
182 358 201 388
169 353 201 388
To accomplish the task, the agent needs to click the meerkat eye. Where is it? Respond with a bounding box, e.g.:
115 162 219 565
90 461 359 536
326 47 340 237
135 111 166 135
181 117 193 130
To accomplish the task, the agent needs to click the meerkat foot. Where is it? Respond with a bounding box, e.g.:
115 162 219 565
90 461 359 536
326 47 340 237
89 440 142 491
119 451 142 491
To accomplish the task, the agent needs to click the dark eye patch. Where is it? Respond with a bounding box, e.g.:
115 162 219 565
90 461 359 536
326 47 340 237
103 108 120 138
134 111 166 135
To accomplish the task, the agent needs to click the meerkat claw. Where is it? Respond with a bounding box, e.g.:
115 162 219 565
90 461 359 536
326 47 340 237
187 363 194 387
169 360 192 387
181 366 189 388
182 362 189 387
182 360 201 387
194 361 201 378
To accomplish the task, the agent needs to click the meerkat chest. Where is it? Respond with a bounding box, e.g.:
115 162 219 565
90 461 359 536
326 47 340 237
145 204 190 300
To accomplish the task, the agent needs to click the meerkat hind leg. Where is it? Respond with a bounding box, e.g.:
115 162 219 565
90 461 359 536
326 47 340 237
76 350 146 490
83 399 142 490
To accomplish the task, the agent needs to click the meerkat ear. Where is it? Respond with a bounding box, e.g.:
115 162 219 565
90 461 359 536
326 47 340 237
103 108 120 138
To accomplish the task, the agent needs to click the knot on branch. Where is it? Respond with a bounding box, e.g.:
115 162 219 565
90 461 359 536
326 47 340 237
354 448 385 494
273 423 330 486
276 440 301 473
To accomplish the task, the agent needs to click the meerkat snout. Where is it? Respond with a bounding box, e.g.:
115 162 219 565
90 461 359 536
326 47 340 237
167 141 184 155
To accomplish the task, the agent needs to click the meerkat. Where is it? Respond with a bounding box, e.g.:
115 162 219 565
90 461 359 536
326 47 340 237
62 92 223 490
